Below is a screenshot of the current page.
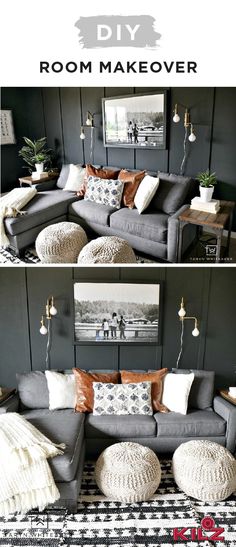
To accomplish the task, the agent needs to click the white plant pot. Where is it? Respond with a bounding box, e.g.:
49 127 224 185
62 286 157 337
35 162 44 175
199 185 214 203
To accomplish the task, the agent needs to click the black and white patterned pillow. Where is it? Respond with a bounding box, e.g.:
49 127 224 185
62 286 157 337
84 175 124 209
93 382 153 415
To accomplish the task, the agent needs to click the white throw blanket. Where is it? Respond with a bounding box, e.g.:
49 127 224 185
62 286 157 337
0 187 37 248
0 413 65 516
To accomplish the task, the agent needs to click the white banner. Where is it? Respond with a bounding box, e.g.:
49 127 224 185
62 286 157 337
0 0 235 86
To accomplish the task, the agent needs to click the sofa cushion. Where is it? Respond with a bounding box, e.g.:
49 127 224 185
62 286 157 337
172 369 215 410
4 190 77 236
154 409 226 437
69 200 116 226
110 208 168 243
85 176 124 209
151 172 192 215
85 414 157 438
22 409 84 482
56 164 70 189
86 164 120 180
119 169 146 208
16 371 49 409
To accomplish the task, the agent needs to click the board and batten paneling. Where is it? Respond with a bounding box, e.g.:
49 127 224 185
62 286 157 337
0 267 236 389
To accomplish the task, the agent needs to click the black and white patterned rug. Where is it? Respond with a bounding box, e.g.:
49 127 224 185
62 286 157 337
0 247 156 265
0 460 235 546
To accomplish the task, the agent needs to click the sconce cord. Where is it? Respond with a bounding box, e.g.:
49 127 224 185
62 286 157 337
180 126 188 176
176 320 184 368
46 320 52 370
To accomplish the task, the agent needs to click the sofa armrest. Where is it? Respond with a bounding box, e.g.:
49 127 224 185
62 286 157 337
167 204 190 263
0 393 20 414
33 180 58 192
213 395 236 453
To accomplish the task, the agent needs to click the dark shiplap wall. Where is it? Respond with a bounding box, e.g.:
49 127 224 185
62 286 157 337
1 88 236 228
0 267 235 390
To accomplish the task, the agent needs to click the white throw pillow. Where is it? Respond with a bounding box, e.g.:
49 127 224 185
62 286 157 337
93 381 153 415
45 371 76 410
162 373 194 415
134 175 160 213
63 164 86 192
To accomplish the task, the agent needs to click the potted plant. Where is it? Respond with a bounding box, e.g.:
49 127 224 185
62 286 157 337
18 137 52 175
196 170 217 202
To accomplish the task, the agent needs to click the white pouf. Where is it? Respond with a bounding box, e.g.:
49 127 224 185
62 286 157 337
172 440 236 501
77 236 136 264
95 442 161 503
36 222 87 263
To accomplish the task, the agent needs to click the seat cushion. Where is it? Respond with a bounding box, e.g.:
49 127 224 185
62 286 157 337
172 369 215 410
22 409 84 482
154 409 226 437
4 190 77 236
85 414 157 438
150 172 192 215
69 200 116 227
110 208 168 244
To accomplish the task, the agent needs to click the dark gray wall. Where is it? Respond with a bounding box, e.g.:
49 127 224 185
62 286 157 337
0 267 235 390
1 87 236 228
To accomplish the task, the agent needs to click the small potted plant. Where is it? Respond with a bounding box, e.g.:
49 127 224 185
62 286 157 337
18 137 52 175
196 170 217 203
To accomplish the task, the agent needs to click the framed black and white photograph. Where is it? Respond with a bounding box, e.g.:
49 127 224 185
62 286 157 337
0 110 15 145
74 282 161 344
102 91 167 149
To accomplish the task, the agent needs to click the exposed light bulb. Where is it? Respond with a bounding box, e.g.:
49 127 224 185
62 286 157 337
86 118 92 126
39 317 48 336
173 104 180 123
173 113 180 123
189 126 196 142
80 129 85 140
178 298 186 317
50 305 57 316
192 327 200 337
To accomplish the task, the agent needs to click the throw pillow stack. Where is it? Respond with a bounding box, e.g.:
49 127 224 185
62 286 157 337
16 368 196 416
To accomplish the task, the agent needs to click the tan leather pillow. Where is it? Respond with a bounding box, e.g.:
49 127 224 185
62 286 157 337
73 368 119 412
121 369 169 412
86 165 120 180
77 165 121 198
119 169 146 208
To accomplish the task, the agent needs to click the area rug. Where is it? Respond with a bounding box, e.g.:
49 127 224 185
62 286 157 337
0 460 235 546
0 247 156 265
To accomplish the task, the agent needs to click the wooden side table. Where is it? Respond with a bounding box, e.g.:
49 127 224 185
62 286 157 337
0 388 16 404
219 389 236 406
177 200 235 263
19 172 58 187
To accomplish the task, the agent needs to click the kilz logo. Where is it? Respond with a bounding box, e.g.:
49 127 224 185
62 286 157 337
173 516 225 542
74 15 161 49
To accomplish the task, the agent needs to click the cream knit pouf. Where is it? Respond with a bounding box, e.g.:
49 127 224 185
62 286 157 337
77 236 136 264
95 442 161 503
36 222 88 263
172 440 236 501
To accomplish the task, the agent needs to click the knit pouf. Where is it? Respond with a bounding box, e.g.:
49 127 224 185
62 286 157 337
77 236 136 264
172 440 236 502
36 222 88 263
95 442 161 503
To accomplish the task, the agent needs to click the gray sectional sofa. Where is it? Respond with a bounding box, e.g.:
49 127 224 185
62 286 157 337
4 167 197 262
1 368 236 512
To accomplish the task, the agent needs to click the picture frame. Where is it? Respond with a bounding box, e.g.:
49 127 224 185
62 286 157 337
102 91 167 149
74 281 162 345
0 109 16 145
